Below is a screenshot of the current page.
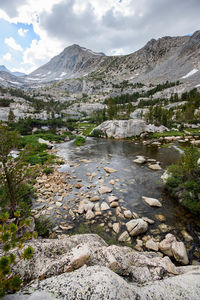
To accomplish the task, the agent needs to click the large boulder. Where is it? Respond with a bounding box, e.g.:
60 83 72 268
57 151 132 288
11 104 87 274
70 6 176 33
93 120 168 139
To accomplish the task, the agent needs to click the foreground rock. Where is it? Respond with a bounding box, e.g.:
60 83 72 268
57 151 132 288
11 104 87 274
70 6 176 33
93 120 167 139
4 234 200 300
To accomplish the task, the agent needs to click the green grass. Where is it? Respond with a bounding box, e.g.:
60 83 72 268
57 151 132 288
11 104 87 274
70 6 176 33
75 122 97 136
74 136 86 146
19 134 57 165
147 130 186 139
72 223 132 247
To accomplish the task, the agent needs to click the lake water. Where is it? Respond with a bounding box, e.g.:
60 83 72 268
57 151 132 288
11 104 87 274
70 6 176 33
55 138 200 261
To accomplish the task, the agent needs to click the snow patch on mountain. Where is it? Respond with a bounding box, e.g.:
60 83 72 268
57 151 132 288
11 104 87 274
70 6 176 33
182 69 199 78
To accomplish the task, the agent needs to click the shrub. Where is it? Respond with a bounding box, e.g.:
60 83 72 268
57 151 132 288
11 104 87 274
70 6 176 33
74 136 86 146
165 146 200 213
43 167 54 175
0 212 35 297
34 216 52 238
90 129 103 138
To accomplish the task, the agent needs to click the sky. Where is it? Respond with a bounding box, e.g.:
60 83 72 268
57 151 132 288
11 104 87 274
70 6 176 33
0 0 199 74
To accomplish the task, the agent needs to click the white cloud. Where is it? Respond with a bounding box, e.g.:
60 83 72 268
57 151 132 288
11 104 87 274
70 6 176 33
5 37 23 51
3 52 12 61
18 28 28 37
0 0 200 73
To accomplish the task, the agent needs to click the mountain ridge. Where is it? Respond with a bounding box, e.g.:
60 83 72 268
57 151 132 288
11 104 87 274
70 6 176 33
0 31 199 89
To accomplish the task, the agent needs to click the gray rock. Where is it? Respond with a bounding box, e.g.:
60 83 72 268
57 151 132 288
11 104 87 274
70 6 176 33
145 239 159 251
126 219 148 236
94 120 167 139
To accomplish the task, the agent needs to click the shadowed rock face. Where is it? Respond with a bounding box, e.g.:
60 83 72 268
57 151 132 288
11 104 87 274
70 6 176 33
3 234 200 300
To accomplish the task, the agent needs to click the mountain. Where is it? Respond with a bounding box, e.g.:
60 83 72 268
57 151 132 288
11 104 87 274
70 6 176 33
0 65 25 77
0 65 11 73
0 31 200 89
29 45 107 82
26 31 200 86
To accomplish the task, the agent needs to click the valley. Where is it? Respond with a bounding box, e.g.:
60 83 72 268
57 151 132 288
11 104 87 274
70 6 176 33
0 30 200 300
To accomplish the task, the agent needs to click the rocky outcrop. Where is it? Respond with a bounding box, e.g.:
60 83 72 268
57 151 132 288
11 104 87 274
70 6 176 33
93 120 167 139
4 234 200 300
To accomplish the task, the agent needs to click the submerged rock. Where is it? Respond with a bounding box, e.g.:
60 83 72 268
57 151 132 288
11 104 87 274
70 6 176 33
142 196 162 207
98 186 112 195
104 167 117 174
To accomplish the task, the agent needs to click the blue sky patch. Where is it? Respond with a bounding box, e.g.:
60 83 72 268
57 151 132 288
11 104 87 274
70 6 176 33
0 19 40 71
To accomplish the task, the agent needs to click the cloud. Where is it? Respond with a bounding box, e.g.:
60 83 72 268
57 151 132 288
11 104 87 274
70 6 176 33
0 0 200 72
18 28 28 37
39 0 200 55
0 0 27 18
5 37 23 51
3 52 12 61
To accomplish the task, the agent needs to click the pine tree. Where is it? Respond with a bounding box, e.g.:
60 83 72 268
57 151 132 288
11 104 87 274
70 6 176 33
8 109 15 123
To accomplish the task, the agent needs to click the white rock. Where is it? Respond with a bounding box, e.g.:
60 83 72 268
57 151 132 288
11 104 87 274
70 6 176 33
133 156 146 164
86 210 95 220
171 241 189 265
148 164 162 170
101 202 110 211
142 196 162 207
113 223 120 234
126 219 148 236
161 170 171 183
98 186 112 195
124 210 132 219
38 138 53 149
146 239 159 251
108 195 118 202
118 231 131 242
